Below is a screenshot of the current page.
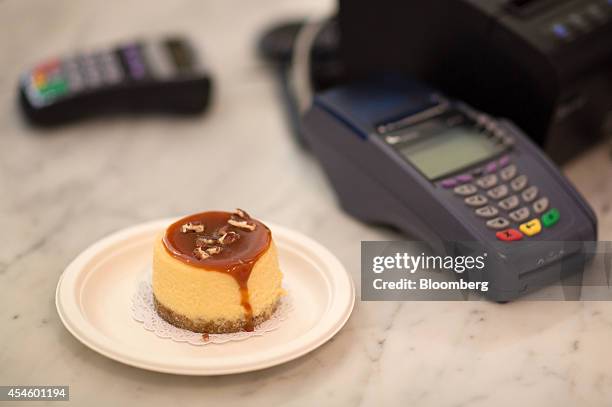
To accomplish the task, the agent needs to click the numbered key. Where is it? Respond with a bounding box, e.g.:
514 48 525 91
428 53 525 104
499 195 520 211
532 197 549 214
510 175 528 191
509 206 530 222
476 174 498 189
465 194 488 207
454 184 477 196
486 217 510 230
521 186 539 202
475 205 499 218
487 184 509 200
499 164 517 181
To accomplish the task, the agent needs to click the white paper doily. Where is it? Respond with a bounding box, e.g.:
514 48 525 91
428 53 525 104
131 279 292 346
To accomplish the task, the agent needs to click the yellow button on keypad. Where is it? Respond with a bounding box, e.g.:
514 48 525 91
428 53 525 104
519 218 542 237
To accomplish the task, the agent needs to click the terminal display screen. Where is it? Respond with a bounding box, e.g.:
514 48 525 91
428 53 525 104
397 120 505 180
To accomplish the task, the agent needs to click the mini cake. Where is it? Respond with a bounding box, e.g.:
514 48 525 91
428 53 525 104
152 209 283 333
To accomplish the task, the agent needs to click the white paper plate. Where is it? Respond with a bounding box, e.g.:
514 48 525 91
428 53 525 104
56 219 354 375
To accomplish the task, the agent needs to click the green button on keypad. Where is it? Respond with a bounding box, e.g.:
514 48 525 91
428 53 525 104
541 208 560 227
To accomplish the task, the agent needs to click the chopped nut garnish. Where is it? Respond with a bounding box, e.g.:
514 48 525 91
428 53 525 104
181 222 205 233
193 247 210 260
195 236 219 247
228 217 256 231
206 246 223 255
219 231 241 245
234 208 251 220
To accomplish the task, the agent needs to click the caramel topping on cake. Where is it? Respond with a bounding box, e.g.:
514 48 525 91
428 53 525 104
162 210 271 331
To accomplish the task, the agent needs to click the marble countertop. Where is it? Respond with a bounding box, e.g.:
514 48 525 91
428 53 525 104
2 1 612 406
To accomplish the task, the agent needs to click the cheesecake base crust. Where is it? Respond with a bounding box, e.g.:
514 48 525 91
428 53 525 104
153 294 280 334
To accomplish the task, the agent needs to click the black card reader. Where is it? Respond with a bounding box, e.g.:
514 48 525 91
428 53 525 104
19 37 212 125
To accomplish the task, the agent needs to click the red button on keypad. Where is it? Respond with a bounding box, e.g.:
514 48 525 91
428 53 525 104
496 228 523 242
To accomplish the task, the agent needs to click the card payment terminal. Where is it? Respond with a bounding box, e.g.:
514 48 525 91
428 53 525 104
19 37 211 125
302 78 597 300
